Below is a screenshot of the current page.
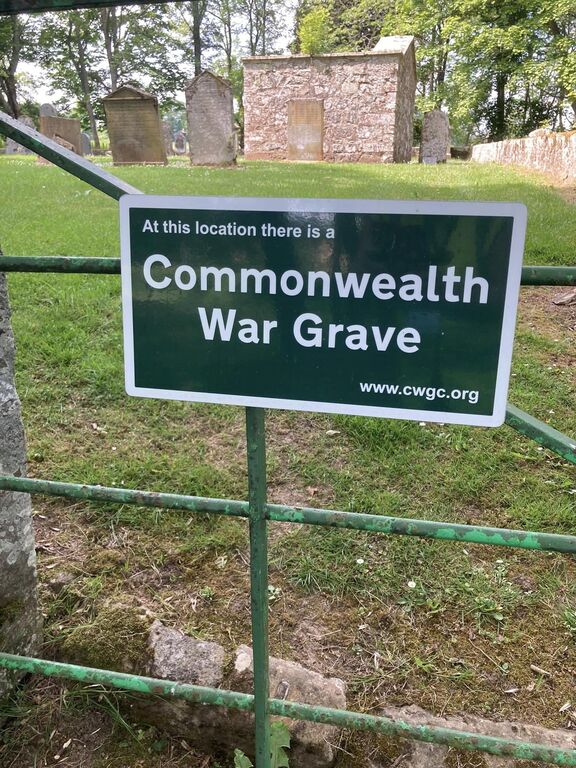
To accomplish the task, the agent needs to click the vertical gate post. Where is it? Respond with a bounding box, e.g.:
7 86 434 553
0 257 42 697
245 407 271 767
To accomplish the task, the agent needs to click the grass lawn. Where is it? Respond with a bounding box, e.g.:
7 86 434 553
0 155 575 767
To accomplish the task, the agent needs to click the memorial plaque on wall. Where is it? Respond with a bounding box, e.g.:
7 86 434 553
287 100 323 161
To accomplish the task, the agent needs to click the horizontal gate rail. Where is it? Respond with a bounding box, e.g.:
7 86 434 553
1 473 576 553
1 653 575 766
1 255 576 286
0 0 194 16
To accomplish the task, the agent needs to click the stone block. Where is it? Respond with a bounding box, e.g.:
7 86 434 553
380 705 576 767
231 644 346 768
0 270 41 697
148 620 224 688
127 626 345 768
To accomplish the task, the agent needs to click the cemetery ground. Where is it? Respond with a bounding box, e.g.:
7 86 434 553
0 156 575 768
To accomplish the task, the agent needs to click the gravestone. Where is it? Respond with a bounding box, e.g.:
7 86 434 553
173 130 187 155
161 121 173 156
81 131 92 156
185 71 236 166
0 261 42 696
37 135 76 164
419 110 450 164
39 114 82 155
5 116 34 155
39 103 59 118
103 85 167 165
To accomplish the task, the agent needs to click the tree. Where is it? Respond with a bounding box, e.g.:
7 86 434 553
238 0 287 55
97 5 188 103
0 15 34 117
298 6 333 54
379 0 576 140
205 0 239 76
37 10 103 148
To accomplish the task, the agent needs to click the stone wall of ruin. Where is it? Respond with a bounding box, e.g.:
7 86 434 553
244 53 414 164
471 131 576 182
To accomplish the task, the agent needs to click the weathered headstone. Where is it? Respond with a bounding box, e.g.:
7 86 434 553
4 116 34 155
39 114 82 155
173 130 187 155
185 71 236 166
0 260 41 697
103 85 167 165
80 131 92 156
419 110 450 164
39 103 59 118
161 120 173 156
37 135 76 165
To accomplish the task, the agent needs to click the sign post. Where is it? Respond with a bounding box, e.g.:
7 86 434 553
121 196 526 427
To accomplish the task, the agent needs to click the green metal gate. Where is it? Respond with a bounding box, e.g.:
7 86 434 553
1 45 576 768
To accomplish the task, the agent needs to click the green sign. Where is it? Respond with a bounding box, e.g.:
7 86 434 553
120 196 526 427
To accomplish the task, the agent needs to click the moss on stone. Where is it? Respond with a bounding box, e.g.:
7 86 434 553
0 599 24 626
60 600 154 673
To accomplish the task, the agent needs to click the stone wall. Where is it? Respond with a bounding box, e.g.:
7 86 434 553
243 40 415 164
471 130 576 182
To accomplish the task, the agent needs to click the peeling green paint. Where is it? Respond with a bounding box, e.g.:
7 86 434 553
1 474 576 554
0 653 576 765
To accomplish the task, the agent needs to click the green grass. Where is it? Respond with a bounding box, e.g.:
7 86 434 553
1 155 575 262
0 156 575 759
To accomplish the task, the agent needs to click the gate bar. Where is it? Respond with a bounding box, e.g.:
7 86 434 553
0 653 575 766
0 111 141 200
2 256 576 286
505 405 576 463
0 0 191 14
246 408 271 767
2 473 576 552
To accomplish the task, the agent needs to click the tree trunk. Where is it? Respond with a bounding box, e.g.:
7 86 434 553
75 36 101 150
2 17 22 117
493 71 507 140
100 8 119 91
192 1 203 76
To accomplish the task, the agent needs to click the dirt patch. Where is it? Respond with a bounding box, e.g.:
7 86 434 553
518 286 576 337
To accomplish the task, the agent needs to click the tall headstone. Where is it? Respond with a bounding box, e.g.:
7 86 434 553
4 116 34 155
419 110 450 164
173 130 187 155
103 85 167 165
39 114 82 156
185 72 236 166
81 131 92 156
39 103 59 118
161 121 173 156
0 260 41 696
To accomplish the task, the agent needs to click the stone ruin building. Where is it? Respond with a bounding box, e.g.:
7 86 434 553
242 35 416 164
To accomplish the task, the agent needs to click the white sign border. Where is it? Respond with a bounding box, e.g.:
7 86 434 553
120 195 527 428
